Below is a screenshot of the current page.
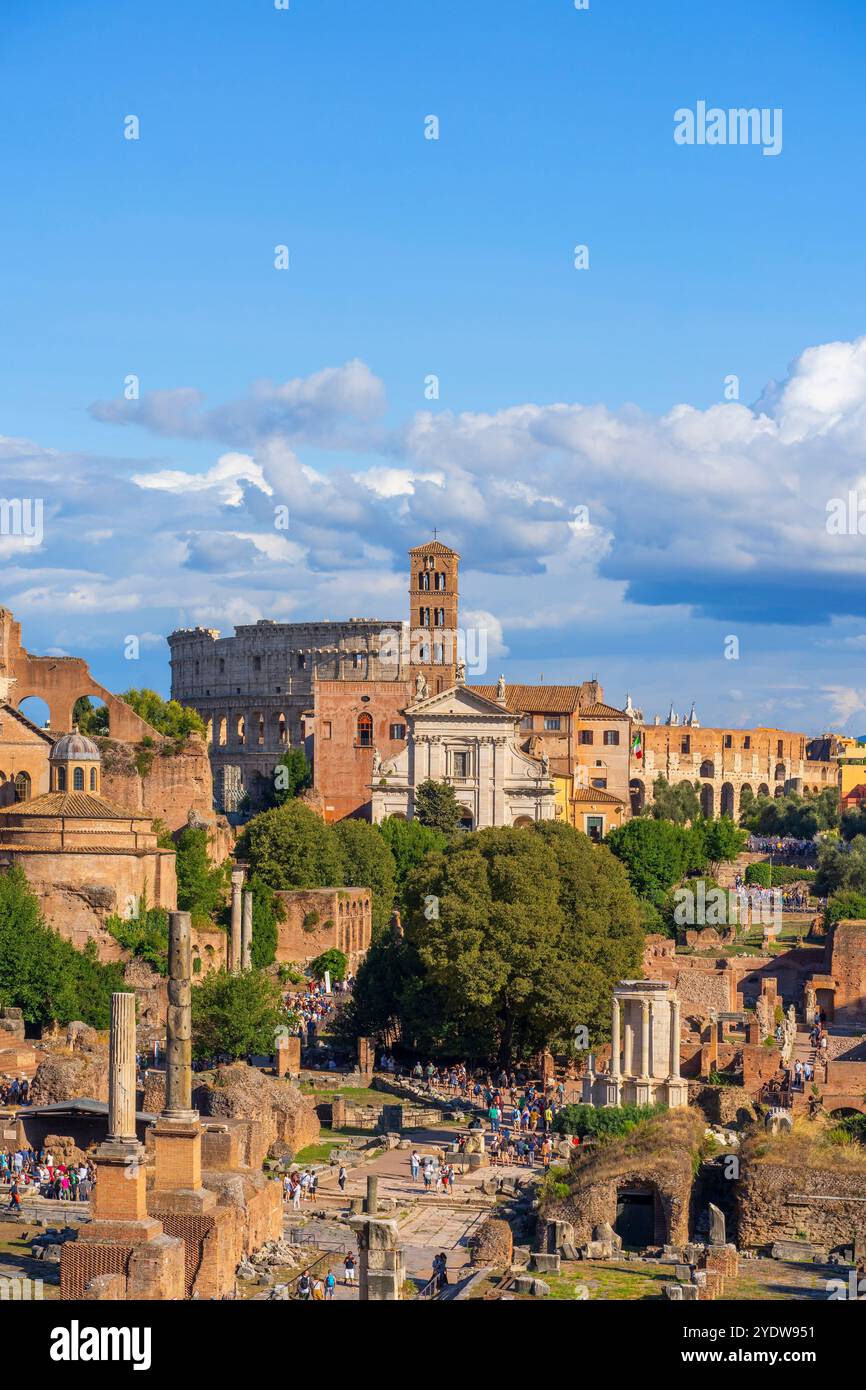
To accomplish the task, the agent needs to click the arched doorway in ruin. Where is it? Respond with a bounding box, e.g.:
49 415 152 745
758 783 770 797
614 1182 667 1249
700 783 714 818
629 778 645 815
720 783 735 818
700 759 715 779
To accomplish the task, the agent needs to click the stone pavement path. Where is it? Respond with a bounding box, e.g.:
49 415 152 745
313 1124 539 1288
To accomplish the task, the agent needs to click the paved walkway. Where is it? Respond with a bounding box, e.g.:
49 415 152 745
312 1124 539 1287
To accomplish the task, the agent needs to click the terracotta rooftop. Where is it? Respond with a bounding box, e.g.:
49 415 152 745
580 701 629 718
470 684 584 714
1 792 125 819
571 787 626 804
408 540 460 557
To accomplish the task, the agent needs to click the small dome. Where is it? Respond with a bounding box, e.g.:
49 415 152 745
49 730 101 762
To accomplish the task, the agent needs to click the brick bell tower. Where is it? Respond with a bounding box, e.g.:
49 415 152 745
408 538 460 694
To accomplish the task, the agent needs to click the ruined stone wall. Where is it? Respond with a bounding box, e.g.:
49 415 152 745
98 735 233 854
274 886 372 969
737 1159 866 1250
828 920 866 1027
10 849 176 957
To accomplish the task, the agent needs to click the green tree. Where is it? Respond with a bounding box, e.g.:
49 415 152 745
840 807 866 842
702 816 748 873
649 776 701 824
378 817 447 900
191 968 286 1061
334 818 397 938
72 695 109 735
0 866 125 1027
237 800 343 890
120 688 206 739
249 875 283 969
402 828 571 1063
175 827 229 924
606 818 695 907
310 947 348 983
270 747 312 806
815 836 866 898
414 779 463 835
531 821 643 1043
824 890 866 929
105 903 170 974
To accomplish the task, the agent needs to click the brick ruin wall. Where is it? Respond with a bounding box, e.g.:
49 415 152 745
737 1161 866 1250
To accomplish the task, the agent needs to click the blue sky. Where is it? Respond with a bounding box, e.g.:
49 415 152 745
2 0 866 733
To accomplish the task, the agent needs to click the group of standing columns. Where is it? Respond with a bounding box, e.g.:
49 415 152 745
610 991 681 1082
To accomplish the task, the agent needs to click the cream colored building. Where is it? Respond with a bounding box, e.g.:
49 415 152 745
370 683 556 829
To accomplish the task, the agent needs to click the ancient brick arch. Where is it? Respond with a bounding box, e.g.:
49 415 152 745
1 608 159 742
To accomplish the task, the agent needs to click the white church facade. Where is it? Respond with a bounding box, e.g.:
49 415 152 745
369 682 557 830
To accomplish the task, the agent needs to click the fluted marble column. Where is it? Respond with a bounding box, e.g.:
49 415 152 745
107 992 137 1142
164 911 196 1121
640 998 651 1079
669 997 681 1079
241 889 253 971
610 996 621 1078
230 879 243 973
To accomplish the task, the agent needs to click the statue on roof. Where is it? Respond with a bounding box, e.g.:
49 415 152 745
455 658 466 684
496 673 506 702
415 671 429 700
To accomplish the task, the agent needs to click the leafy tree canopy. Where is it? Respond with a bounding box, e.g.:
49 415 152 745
349 824 642 1065
119 689 206 739
377 817 447 901
175 827 229 924
739 787 837 838
414 778 463 835
0 866 125 1028
269 747 312 807
191 968 286 1061
237 800 343 890
606 817 704 907
310 947 348 983
334 818 396 938
647 777 701 824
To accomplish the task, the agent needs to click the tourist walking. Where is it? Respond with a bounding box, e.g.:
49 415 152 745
344 1253 356 1287
297 1271 312 1301
338 1164 347 1193
410 1149 420 1184
325 1269 336 1300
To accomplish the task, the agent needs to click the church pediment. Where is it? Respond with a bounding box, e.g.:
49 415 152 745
406 684 512 720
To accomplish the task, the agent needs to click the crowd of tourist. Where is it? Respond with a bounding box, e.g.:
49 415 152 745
0 1076 30 1106
284 976 355 1033
1 1147 95 1207
746 836 816 856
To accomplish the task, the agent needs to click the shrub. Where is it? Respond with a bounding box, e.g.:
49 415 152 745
552 1102 665 1140
745 862 772 887
309 948 347 983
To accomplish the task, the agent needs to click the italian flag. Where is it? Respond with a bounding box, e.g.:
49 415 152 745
632 731 643 760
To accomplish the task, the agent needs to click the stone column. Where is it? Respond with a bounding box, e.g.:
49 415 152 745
241 890 253 971
669 997 681 1079
640 998 651 1078
349 1216 405 1300
107 992 137 1142
151 914 215 1210
230 875 243 974
164 911 196 1122
610 996 621 1078
623 1003 634 1076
